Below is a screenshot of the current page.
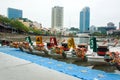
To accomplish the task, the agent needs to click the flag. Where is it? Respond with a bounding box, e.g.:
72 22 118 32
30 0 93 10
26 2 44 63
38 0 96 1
67 38 76 49
50 37 57 46
90 37 97 52
25 36 33 46
36 36 42 45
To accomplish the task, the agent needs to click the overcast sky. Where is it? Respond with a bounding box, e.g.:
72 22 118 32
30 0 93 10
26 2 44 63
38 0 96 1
0 0 120 29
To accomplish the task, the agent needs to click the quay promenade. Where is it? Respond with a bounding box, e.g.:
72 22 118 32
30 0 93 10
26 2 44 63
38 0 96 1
0 52 80 80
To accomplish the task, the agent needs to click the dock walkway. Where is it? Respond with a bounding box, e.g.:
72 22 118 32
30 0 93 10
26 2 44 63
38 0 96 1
0 52 80 80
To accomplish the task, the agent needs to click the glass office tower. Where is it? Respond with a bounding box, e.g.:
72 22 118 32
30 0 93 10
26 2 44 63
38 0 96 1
8 8 22 19
80 7 90 33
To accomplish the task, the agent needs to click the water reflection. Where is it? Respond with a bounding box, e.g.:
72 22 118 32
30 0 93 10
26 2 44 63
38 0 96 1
78 37 89 44
63 37 89 45
56 58 118 73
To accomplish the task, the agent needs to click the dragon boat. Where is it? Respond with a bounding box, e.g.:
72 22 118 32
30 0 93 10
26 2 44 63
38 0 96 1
10 36 120 70
104 46 120 71
11 36 88 61
86 37 120 71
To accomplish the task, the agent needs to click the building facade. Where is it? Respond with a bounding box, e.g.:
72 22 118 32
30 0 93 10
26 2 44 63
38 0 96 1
107 22 114 27
98 22 116 35
51 6 63 29
106 22 116 31
18 18 42 29
90 25 97 33
8 8 22 19
80 7 90 33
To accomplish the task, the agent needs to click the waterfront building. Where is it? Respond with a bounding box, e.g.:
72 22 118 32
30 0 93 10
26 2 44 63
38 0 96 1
106 22 116 31
90 25 97 33
107 22 114 27
18 18 31 28
80 7 90 33
98 22 116 34
97 26 107 34
51 6 63 29
8 8 22 19
18 18 42 29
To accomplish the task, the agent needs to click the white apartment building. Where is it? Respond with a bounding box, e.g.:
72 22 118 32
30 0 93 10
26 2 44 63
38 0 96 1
51 6 63 29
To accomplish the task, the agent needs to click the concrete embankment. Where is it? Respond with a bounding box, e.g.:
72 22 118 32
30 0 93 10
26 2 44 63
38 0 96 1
0 52 80 80
0 33 60 42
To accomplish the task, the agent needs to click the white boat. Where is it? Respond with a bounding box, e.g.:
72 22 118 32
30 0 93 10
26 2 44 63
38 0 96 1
86 42 109 63
86 44 120 63
87 52 106 63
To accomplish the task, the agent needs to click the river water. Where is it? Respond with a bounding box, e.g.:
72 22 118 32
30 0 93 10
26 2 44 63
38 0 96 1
67 37 89 44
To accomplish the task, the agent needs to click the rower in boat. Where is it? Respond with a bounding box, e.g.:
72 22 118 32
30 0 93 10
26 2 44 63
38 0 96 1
10 42 19 48
104 51 120 71
75 43 88 60
48 37 66 58
66 37 87 60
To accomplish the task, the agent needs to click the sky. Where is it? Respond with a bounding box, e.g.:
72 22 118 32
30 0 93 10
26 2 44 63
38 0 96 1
0 0 120 29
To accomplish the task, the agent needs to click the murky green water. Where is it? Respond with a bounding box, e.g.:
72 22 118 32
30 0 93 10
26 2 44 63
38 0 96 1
53 56 118 73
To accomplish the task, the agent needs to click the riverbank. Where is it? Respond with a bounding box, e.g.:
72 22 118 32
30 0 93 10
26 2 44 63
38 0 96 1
0 32 79 42
0 32 62 42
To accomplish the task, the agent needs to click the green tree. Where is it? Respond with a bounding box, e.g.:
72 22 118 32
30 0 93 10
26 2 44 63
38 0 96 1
91 32 101 36
0 15 11 24
10 19 29 33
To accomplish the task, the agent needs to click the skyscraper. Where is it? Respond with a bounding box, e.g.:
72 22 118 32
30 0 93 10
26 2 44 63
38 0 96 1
51 6 63 29
80 7 90 33
8 8 22 19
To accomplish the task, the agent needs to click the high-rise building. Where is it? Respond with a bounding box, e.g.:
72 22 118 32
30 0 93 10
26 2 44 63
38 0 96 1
80 7 90 33
8 8 22 19
51 6 63 29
